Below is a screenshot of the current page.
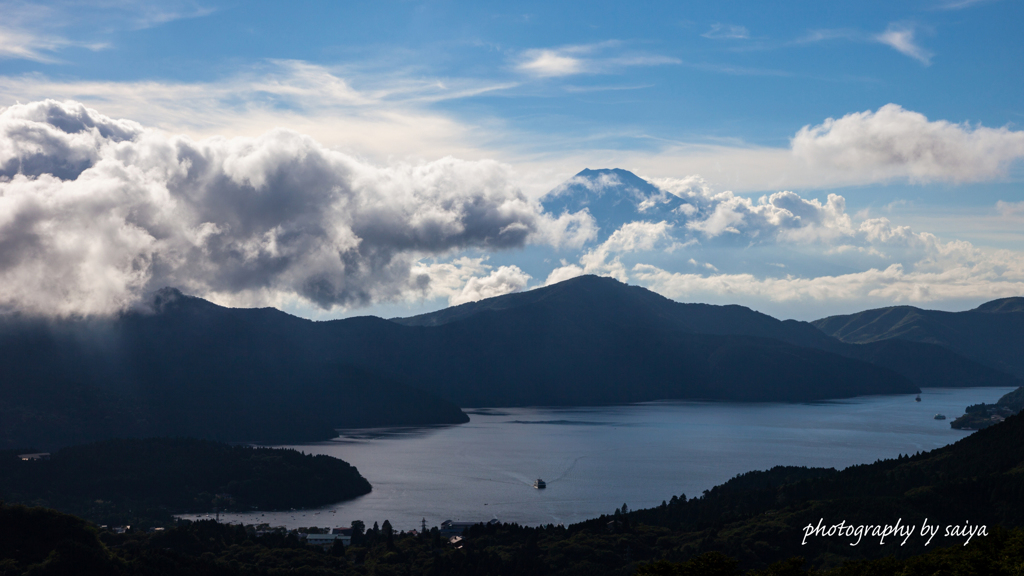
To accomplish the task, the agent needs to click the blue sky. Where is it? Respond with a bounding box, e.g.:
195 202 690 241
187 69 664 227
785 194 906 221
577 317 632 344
1 0 1023 320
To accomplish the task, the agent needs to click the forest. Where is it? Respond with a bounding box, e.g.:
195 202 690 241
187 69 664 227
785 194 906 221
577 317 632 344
0 438 371 527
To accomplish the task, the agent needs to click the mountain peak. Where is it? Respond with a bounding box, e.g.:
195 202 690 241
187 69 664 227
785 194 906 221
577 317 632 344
542 168 689 238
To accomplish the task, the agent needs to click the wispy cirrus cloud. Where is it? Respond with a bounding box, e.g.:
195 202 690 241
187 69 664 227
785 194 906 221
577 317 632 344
0 60 523 165
934 0 999 10
874 24 933 65
0 0 212 62
701 24 750 40
792 24 933 66
0 26 106 63
515 42 679 78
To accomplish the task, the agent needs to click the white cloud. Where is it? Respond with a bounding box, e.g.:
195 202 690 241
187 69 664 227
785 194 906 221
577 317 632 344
632 250 1024 309
515 42 679 78
4 58 1021 196
449 265 531 306
875 24 933 65
0 100 590 316
576 220 678 280
791 104 1024 184
0 0 211 62
541 172 1024 317
996 200 1024 216
0 25 107 62
702 24 750 40
934 0 997 10
543 263 585 286
517 50 586 77
0 61 522 169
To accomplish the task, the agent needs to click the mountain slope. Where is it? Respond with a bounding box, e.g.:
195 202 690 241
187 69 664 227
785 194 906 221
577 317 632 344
0 290 469 449
813 297 1024 378
620 408 1024 568
395 275 1020 391
5 277 1016 449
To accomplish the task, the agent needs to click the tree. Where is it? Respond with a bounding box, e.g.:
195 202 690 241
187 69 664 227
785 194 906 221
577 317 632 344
350 520 365 545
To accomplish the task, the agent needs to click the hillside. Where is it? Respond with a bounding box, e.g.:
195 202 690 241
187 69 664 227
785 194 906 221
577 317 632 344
0 290 469 449
617 408 1024 567
812 297 1024 378
4 276 1019 448
394 275 1020 392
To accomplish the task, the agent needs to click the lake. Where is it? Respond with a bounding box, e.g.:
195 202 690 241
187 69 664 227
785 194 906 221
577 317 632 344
210 387 1014 531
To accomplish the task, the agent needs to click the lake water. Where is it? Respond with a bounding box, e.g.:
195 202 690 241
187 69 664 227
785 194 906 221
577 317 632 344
210 387 1014 532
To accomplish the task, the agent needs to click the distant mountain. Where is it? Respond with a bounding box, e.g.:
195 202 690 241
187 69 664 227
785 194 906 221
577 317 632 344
541 168 688 238
812 297 1024 378
0 290 469 449
396 275 1020 392
4 276 1018 449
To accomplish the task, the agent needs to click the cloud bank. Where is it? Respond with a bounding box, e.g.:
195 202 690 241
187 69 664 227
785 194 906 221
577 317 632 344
543 169 1024 317
0 100 593 316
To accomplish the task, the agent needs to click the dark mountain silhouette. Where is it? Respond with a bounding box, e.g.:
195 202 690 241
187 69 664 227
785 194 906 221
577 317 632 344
812 297 1024 378
395 275 1021 391
3 276 1018 448
0 289 469 449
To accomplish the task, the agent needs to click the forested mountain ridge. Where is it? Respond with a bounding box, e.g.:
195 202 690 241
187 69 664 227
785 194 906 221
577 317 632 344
2 276 1019 449
394 275 1021 392
0 291 469 449
812 297 1024 378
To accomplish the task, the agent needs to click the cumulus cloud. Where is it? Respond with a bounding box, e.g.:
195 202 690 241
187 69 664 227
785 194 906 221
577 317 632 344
0 100 591 316
449 265 531 306
577 220 679 280
406 257 531 306
543 263 585 286
542 169 1024 316
791 104 1024 184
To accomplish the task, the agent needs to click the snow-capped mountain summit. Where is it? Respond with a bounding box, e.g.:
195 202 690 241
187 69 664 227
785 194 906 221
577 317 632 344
541 168 691 239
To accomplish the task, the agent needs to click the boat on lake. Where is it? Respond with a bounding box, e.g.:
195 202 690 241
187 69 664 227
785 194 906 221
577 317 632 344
533 479 546 489
916 395 921 402
934 414 946 420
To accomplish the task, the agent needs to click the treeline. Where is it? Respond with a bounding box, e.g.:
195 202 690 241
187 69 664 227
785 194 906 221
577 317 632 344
0 438 370 526
607 409 1024 567
2 505 1023 576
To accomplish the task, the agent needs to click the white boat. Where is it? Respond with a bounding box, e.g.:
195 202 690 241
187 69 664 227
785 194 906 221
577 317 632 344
533 479 546 489
934 414 946 420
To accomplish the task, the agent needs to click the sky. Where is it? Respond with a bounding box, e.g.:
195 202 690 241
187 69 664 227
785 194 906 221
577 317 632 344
1 0 1023 320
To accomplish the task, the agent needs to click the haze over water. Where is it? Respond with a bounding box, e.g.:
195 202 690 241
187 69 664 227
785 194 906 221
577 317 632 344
213 388 1013 531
